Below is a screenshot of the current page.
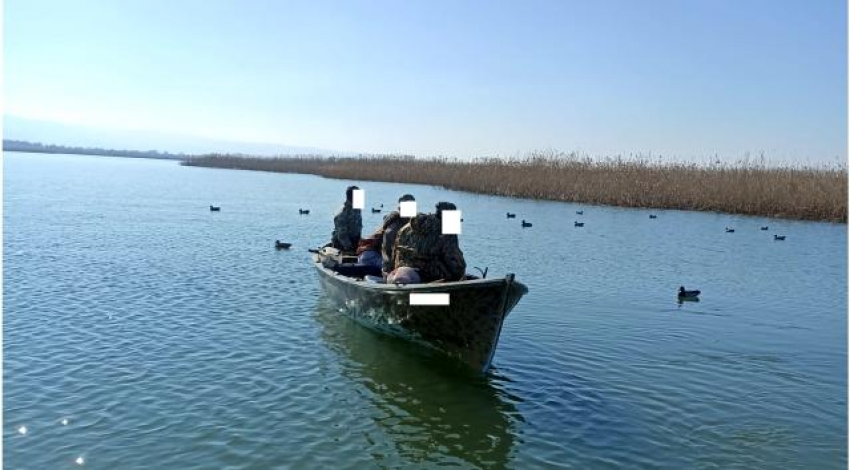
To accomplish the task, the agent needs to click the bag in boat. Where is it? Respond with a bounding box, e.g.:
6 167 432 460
387 267 420 284
320 246 341 269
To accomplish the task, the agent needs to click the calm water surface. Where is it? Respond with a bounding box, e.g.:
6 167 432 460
4 152 847 469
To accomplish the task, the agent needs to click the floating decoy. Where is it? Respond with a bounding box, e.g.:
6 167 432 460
506 212 516 219
649 214 657 219
275 240 292 250
371 208 381 213
760 226 769 231
299 209 310 215
774 235 786 241
725 227 735 233
576 210 584 215
209 205 221 212
521 220 532 228
574 221 584 227
678 286 701 299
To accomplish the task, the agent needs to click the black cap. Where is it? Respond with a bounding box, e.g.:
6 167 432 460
435 201 456 215
398 194 415 203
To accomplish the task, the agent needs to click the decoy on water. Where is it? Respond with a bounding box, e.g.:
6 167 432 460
774 235 786 241
299 209 310 215
760 226 769 231
209 205 221 212
371 208 381 213
574 221 584 227
576 210 584 215
521 220 532 228
725 227 735 233
275 240 292 250
506 212 516 219
649 214 657 219
678 286 701 299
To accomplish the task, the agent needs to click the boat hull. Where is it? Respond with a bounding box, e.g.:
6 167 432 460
312 256 527 372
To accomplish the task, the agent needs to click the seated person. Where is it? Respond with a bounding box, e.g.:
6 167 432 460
380 194 416 276
391 202 466 283
331 185 362 253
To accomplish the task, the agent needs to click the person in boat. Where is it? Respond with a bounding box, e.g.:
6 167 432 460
391 202 466 283
331 185 362 253
379 193 416 277
333 232 384 278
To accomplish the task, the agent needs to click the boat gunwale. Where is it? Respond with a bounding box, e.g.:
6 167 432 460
312 259 523 293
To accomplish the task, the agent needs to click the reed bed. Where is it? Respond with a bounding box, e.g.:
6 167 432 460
182 152 847 222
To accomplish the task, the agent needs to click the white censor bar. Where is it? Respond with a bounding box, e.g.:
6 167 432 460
352 189 365 209
409 293 450 306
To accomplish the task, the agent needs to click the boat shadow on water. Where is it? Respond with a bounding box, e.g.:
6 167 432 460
313 298 525 469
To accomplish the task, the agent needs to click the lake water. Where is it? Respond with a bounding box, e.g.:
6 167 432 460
4 152 847 469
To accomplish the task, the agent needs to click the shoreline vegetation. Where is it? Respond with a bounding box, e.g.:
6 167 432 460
182 152 847 223
3 139 185 160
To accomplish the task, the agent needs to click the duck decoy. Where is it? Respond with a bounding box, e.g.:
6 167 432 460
576 210 584 215
209 205 221 212
299 209 310 215
774 235 786 241
574 221 584 227
371 208 381 213
275 240 292 250
649 214 657 219
521 220 532 228
725 227 735 233
506 212 516 219
760 226 769 231
678 286 701 299
380 203 384 208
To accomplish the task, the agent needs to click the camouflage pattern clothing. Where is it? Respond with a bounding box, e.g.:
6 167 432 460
380 211 411 274
332 201 362 252
393 213 466 282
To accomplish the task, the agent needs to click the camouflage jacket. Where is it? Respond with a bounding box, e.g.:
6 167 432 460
380 211 410 274
393 214 466 282
332 202 362 252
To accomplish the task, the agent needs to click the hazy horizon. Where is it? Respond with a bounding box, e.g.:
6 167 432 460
5 1 848 165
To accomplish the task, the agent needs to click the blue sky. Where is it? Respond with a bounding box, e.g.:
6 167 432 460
4 0 847 163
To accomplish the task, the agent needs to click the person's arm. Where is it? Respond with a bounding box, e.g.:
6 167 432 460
441 238 467 281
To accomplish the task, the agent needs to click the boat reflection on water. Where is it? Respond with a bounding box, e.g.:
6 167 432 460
314 298 524 469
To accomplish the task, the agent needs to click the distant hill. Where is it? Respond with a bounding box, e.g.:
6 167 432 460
3 139 187 160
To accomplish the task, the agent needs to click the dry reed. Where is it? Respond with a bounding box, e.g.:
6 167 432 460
182 151 847 222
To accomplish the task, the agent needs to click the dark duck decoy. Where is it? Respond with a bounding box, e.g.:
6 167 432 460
521 220 532 228
574 221 584 227
576 210 584 215
760 226 769 231
275 240 292 250
299 209 310 215
725 227 735 233
774 235 786 241
649 214 657 219
371 208 381 213
209 205 221 212
678 286 701 299
506 212 516 219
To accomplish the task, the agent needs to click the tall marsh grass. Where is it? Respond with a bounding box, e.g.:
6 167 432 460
182 152 847 222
